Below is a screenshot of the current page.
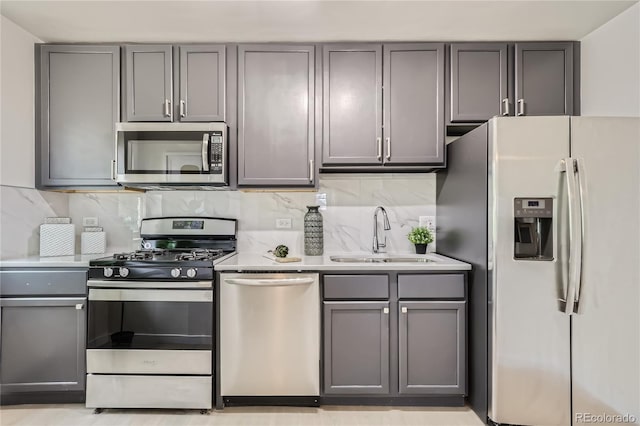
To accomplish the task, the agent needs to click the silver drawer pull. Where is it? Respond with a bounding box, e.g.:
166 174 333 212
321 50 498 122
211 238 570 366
383 307 389 314
75 304 84 310
401 306 408 314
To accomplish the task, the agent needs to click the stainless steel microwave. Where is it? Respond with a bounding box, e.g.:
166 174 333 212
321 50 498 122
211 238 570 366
114 122 228 188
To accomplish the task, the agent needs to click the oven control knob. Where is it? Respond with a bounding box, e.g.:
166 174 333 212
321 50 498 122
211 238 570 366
171 268 181 278
103 267 113 278
186 268 197 278
119 267 130 278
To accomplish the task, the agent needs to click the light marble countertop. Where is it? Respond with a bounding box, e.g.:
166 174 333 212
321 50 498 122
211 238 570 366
0 254 108 268
215 252 471 272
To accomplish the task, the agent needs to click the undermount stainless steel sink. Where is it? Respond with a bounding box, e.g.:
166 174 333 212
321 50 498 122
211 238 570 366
329 256 434 263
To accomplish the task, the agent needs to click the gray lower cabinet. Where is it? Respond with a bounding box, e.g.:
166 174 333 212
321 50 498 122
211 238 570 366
321 43 445 168
0 268 87 402
323 301 390 394
237 44 316 186
398 301 466 394
37 45 120 188
450 43 509 122
515 42 574 116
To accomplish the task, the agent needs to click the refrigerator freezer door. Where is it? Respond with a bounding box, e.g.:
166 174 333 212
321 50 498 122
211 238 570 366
570 117 640 424
489 116 572 426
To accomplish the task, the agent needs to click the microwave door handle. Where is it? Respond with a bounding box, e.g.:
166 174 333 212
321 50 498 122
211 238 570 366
202 134 210 172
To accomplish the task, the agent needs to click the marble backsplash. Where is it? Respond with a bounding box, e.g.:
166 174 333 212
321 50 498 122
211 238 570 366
0 185 69 259
1 174 436 259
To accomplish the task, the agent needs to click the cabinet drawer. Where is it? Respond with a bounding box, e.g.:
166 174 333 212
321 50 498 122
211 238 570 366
0 269 87 296
324 275 389 299
398 274 464 299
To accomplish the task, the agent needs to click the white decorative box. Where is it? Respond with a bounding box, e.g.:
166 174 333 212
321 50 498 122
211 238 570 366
81 232 106 255
40 224 75 257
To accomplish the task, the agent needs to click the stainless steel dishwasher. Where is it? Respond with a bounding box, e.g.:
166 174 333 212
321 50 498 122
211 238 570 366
219 273 320 404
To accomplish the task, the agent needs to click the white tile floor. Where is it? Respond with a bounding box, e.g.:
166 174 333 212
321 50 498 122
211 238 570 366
0 404 485 426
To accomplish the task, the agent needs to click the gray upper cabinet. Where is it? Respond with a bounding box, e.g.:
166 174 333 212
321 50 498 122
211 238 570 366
323 301 390 394
450 43 509 122
322 44 382 165
238 44 315 186
178 45 226 122
398 300 466 395
383 43 445 165
38 45 120 188
125 44 173 121
322 43 445 168
515 42 574 116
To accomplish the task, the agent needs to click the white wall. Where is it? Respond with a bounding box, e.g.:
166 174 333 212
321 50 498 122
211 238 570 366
1 16 42 187
581 3 640 116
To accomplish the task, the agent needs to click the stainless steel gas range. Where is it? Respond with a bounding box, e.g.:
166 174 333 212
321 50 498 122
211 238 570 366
85 217 236 411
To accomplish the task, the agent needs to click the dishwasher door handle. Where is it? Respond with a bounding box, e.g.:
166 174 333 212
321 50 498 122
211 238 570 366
223 277 315 287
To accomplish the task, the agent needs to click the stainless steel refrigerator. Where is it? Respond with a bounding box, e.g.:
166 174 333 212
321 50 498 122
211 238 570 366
437 116 639 426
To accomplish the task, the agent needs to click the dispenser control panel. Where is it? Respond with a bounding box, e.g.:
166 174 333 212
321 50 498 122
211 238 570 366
514 198 553 218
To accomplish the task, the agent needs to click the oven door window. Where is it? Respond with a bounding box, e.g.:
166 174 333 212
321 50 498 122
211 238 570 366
87 297 212 350
123 131 209 175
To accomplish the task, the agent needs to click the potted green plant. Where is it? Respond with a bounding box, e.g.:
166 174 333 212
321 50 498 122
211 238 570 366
407 226 433 254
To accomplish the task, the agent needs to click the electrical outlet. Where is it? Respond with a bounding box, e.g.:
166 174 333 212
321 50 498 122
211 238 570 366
275 218 292 229
419 216 436 234
316 193 327 211
83 217 99 227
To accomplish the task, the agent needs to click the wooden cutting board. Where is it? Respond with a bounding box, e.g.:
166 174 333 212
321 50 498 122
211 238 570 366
263 253 302 263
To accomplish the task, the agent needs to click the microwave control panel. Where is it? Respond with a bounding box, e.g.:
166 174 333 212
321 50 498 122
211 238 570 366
210 131 224 174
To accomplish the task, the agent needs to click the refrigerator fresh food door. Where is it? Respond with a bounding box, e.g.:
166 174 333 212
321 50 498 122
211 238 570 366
570 117 640 425
489 116 572 426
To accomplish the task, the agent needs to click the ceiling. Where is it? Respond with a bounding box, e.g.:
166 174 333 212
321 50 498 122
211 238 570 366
1 0 637 43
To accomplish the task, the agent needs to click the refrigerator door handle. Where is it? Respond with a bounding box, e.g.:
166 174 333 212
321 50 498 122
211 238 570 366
572 158 585 313
562 157 582 315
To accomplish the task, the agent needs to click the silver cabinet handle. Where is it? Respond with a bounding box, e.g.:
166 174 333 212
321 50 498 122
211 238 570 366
383 307 389 314
75 304 84 310
376 137 382 161
502 98 510 116
110 160 116 180
179 100 186 118
517 99 525 116
309 159 314 182
164 99 171 117
202 134 210 172
385 137 391 161
401 306 408 314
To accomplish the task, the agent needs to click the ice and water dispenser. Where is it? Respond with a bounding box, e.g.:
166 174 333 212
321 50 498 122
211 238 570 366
514 197 553 260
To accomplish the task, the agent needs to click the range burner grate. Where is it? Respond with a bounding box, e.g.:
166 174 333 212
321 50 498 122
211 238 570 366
113 249 168 261
175 249 224 261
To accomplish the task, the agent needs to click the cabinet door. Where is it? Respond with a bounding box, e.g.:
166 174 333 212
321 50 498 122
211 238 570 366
450 43 508 122
323 301 389 394
178 45 226 122
322 44 382 165
383 43 445 165
238 45 315 186
515 42 574 116
39 45 120 187
0 297 87 394
125 44 173 121
398 301 466 395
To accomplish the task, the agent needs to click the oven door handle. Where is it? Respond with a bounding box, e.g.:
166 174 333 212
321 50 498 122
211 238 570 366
88 288 212 302
87 280 212 289
223 277 315 287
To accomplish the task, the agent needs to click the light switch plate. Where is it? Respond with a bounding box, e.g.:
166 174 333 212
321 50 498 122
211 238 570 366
316 193 327 211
